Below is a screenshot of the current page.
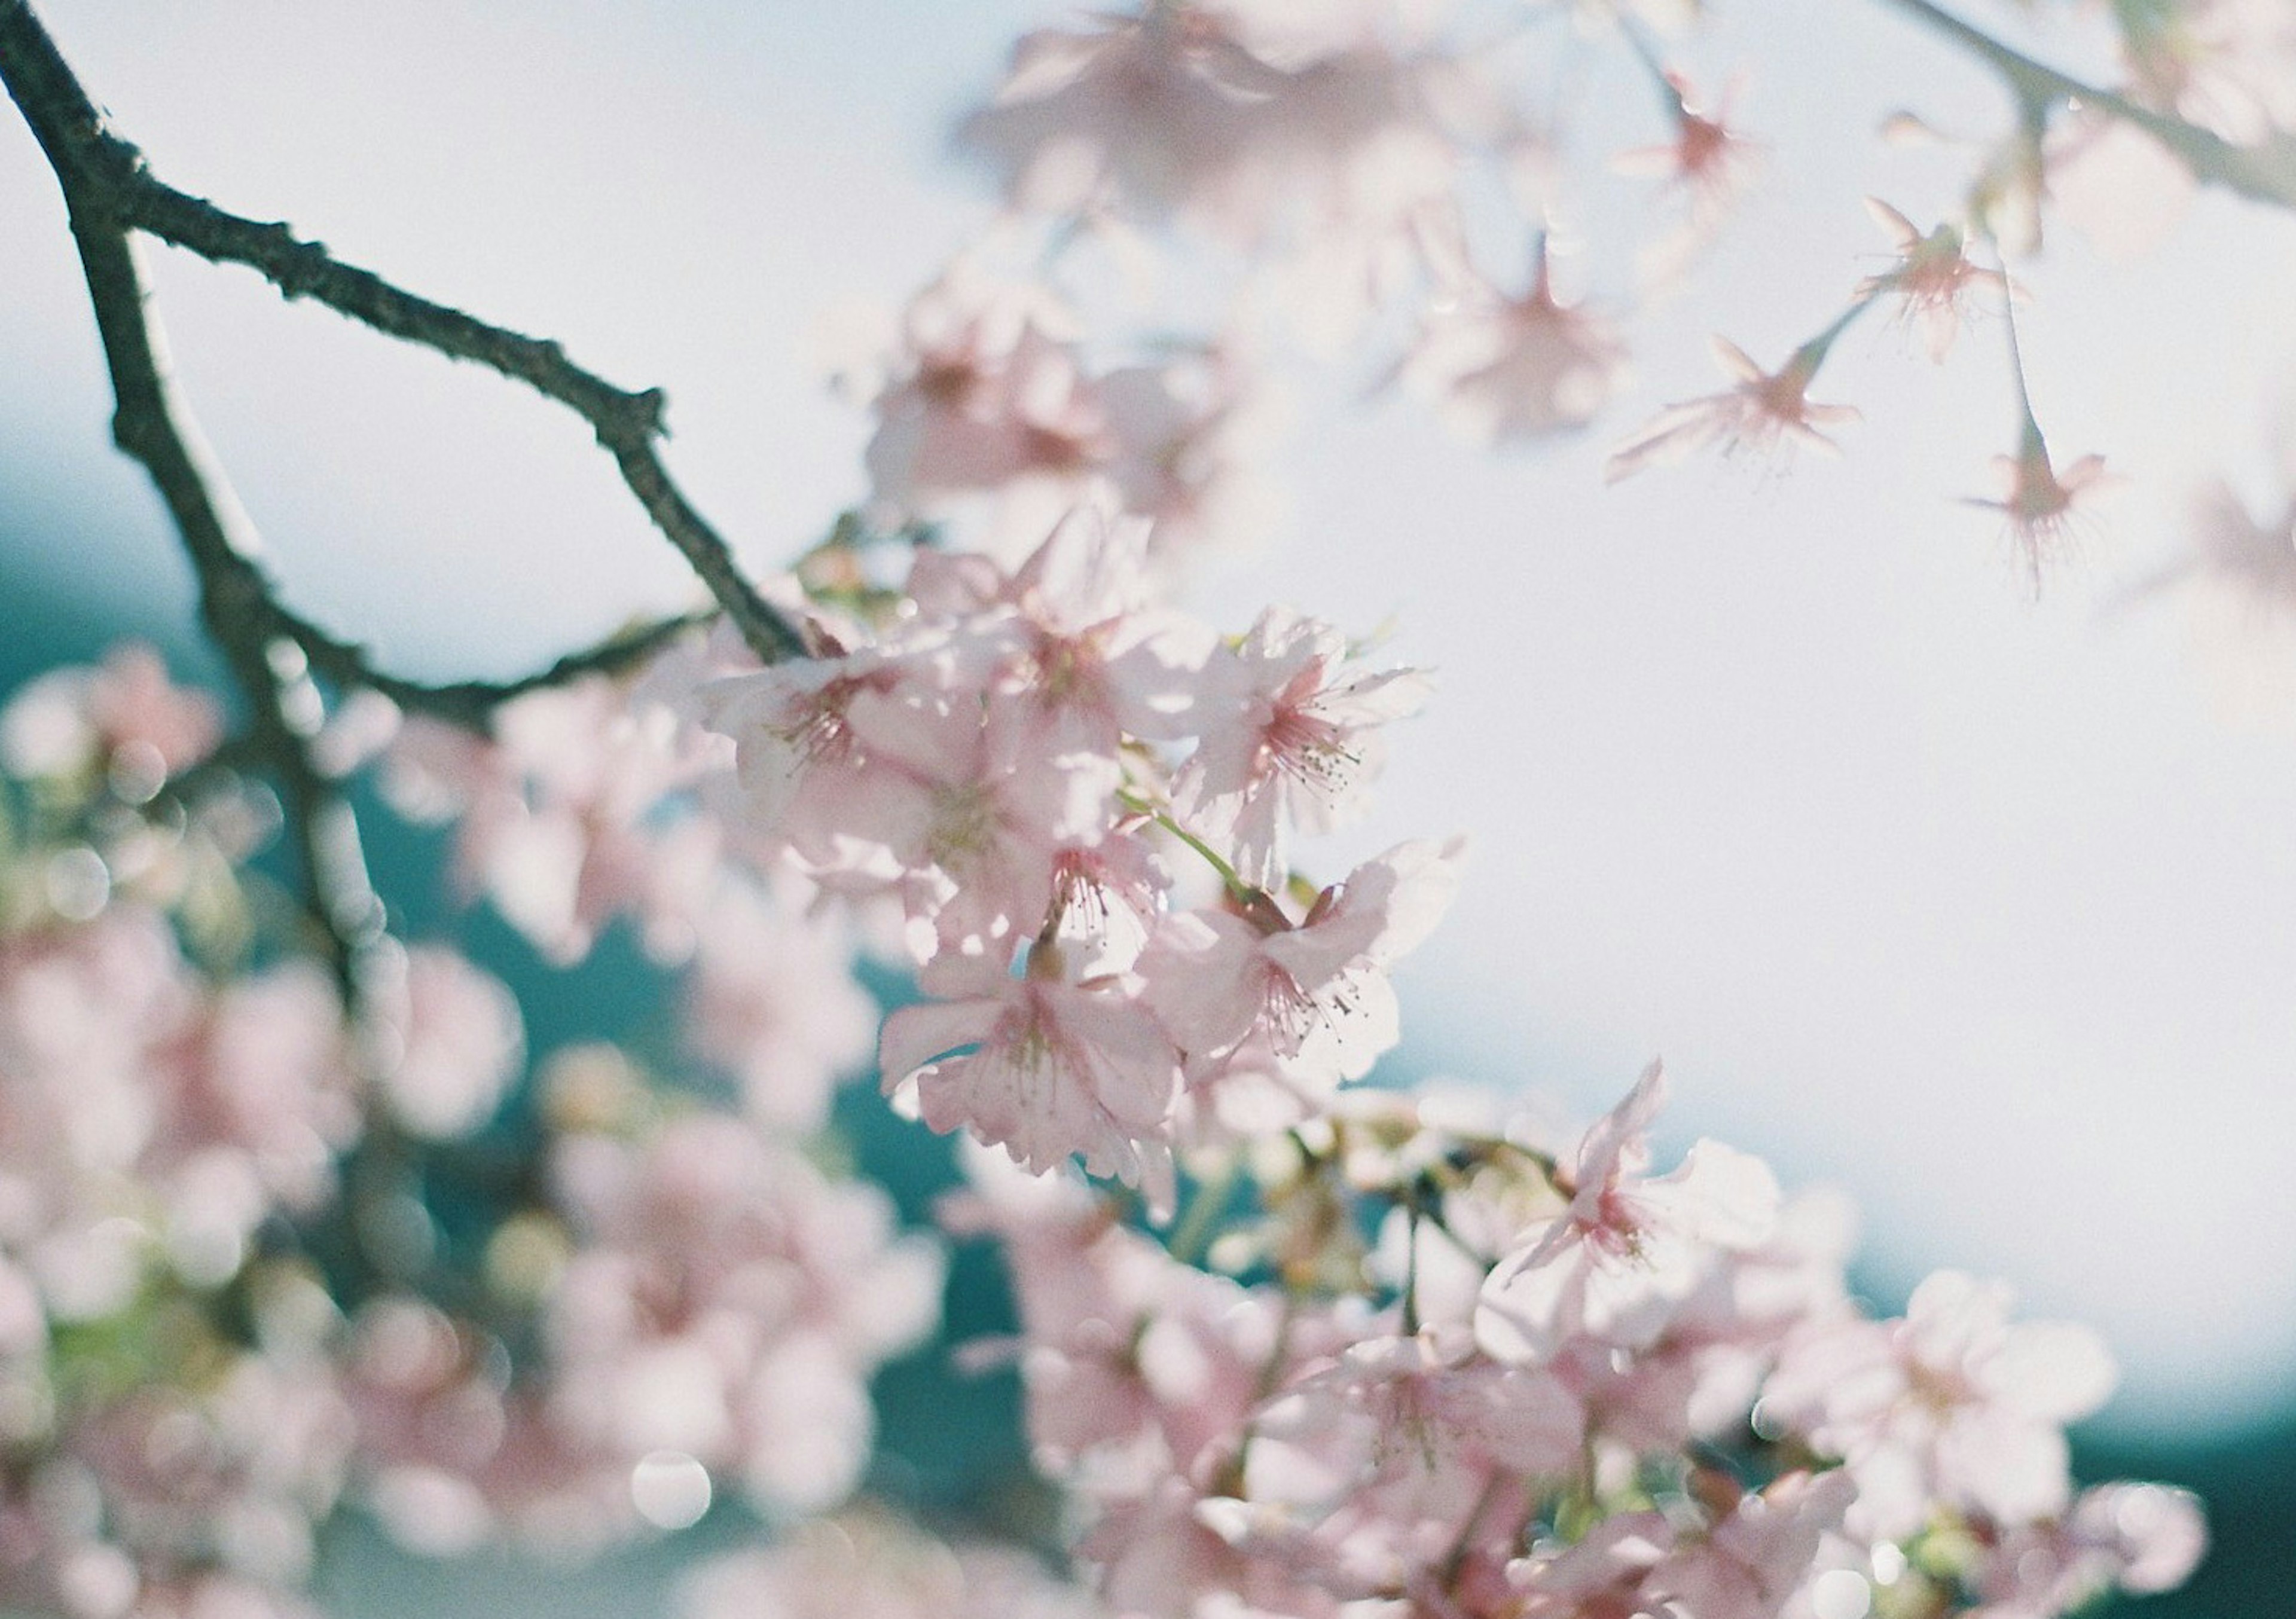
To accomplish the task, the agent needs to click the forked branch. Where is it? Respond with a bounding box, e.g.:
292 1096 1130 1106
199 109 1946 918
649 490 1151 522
0 0 804 666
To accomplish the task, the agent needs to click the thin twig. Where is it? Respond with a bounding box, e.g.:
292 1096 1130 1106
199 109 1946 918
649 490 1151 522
0 74 384 983
1614 12 1688 122
282 604 722 731
1874 0 2296 210
0 0 805 664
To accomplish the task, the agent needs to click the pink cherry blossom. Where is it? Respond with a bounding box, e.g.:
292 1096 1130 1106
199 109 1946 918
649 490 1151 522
1044 828 1172 978
1616 73 1758 213
544 1112 943 1519
1080 1475 1347 1619
341 1296 636 1554
881 946 1181 1192
1398 254 1631 444
839 676 1109 957
0 906 356 1301
1966 430 2111 598
1142 838 1463 1120
1605 337 1858 482
1475 1062 1782 1365
1763 1269 2118 1538
1171 607 1432 889
148 958 357 1262
384 669 725 964
366 945 523 1140
1509 1468 1854 1619
0 644 220 792
701 585 1128 961
1616 71 1761 283
1968 1481 2208 1617
957 8 1281 224
2181 478 2296 609
862 266 1110 528
692 639 918 864
684 1509 1104 1619
2120 0 2296 145
1855 200 2004 362
39 1349 355 1617
967 505 1218 763
1098 345 1281 566
683 881 877 1131
1259 1327 1584 1514
1558 1183 1860 1453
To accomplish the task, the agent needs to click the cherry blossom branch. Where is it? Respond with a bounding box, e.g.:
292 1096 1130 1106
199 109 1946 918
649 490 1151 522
1993 258 2046 448
0 100 386 985
280 603 721 731
1615 12 1689 123
0 0 804 665
1167 1148 1244 1266
1874 0 2296 209
1151 809 1257 903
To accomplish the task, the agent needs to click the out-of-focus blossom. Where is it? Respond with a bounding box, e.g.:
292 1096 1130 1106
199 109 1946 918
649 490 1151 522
1855 200 2004 361
1764 1270 2119 1538
856 269 1284 567
2120 0 2296 145
1616 72 1758 212
0 646 220 795
957 4 1455 252
683 1508 1103 1619
0 1346 353 1619
1617 71 1761 284
939 1141 1303 1488
957 9 1284 225
383 668 726 966
149 961 356 1270
0 906 354 1304
1097 346 1285 567
2179 477 2296 609
683 881 876 1131
1396 254 1631 444
862 266 1109 544
545 1113 943 1518
341 1296 637 1554
1605 337 1858 482
1965 430 2111 597
2129 476 2296 721
2039 110 2198 259
366 945 523 1140
1968 1481 2209 1616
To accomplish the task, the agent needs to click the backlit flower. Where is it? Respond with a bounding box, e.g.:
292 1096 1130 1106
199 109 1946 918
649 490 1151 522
1855 199 2004 361
1967 428 2111 597
1605 337 1857 482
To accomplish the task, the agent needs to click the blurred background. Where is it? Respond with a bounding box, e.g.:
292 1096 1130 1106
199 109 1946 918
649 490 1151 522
2 2 2291 1614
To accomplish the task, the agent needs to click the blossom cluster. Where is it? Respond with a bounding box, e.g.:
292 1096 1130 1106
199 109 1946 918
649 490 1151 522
697 508 1451 1203
859 0 2296 613
0 551 2214 1619
833 0 1711 581
940 1069 2205 1619
0 652 939 1616
353 488 2212 1617
0 511 2214 1617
